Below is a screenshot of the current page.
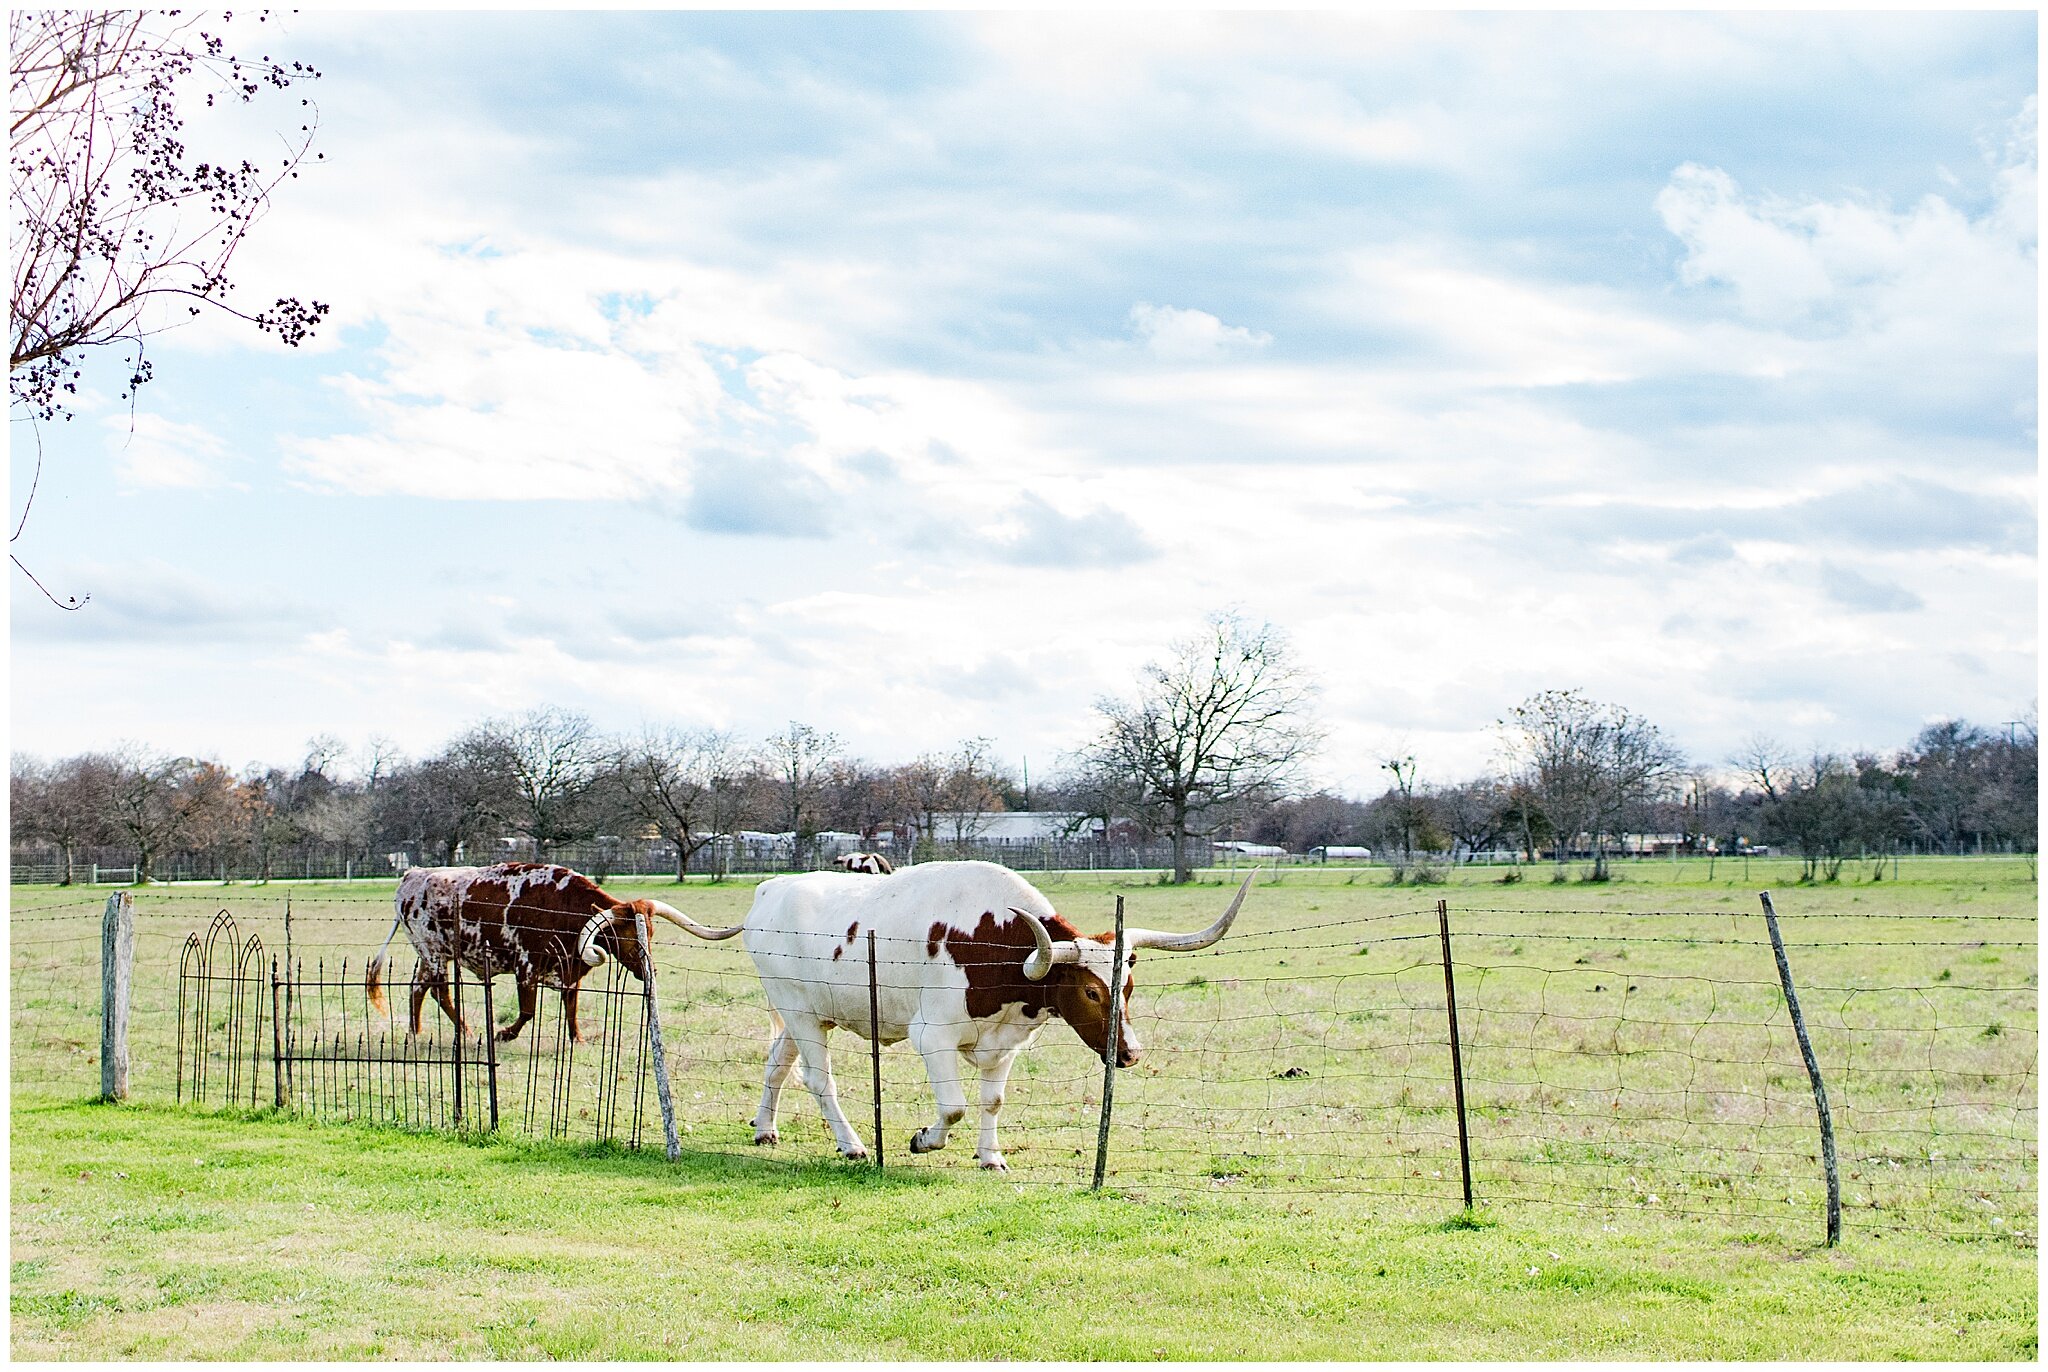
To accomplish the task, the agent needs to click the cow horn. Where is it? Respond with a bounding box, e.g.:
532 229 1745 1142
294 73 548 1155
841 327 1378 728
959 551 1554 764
576 912 609 967
1123 870 1257 952
1014 907 1082 981
643 899 746 941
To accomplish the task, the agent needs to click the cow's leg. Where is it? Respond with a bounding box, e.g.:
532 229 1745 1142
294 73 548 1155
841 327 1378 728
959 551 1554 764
496 977 538 1042
408 963 434 1036
783 1013 867 1159
426 968 468 1037
562 984 589 1044
907 1018 970 1155
752 1019 799 1145
973 1050 1023 1171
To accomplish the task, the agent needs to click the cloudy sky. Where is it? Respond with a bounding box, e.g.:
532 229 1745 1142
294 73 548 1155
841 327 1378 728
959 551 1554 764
9 10 2037 794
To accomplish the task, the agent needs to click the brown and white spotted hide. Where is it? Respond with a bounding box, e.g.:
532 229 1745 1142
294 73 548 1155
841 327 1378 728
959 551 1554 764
832 852 895 875
367 863 656 1043
932 909 1139 1067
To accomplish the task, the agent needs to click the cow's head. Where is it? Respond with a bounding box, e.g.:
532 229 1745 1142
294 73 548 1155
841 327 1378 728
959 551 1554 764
576 901 662 980
1013 871 1256 1068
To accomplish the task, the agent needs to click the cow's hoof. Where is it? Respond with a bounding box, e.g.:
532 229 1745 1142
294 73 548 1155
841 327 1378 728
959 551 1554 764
752 1129 779 1147
839 1145 870 1161
494 1026 520 1043
978 1155 1009 1172
909 1128 944 1154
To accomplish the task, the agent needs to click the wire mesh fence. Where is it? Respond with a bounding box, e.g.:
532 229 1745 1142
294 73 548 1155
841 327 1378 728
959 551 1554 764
11 878 2035 1246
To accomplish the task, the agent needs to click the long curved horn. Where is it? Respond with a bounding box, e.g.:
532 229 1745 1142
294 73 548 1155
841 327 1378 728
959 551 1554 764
576 912 610 966
643 899 745 941
1013 907 1082 981
1124 870 1257 952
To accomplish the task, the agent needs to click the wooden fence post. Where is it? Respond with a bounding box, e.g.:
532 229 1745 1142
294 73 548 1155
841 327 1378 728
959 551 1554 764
100 890 134 1100
1759 891 1842 1247
1437 897 1475 1211
1091 895 1126 1191
635 908 682 1160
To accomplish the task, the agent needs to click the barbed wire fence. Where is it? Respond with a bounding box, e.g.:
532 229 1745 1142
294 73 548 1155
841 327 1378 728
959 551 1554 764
10 883 2034 1246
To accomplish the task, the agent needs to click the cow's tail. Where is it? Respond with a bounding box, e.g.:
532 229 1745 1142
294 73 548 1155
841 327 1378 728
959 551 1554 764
643 899 745 941
366 902 404 1016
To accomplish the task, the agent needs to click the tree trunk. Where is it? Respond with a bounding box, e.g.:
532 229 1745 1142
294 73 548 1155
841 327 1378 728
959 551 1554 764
59 842 75 886
1170 811 1192 885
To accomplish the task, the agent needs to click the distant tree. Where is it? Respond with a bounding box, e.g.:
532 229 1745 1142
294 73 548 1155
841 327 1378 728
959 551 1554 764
9 10 328 426
1899 720 1997 854
1085 611 1320 883
474 707 608 860
1042 757 1151 850
1976 713 2039 857
891 754 947 854
1744 748 1903 882
101 747 240 882
372 738 512 867
1499 689 1684 880
822 759 899 850
1435 777 1511 861
939 737 1007 845
615 726 747 881
763 721 841 865
11 752 118 883
239 739 340 881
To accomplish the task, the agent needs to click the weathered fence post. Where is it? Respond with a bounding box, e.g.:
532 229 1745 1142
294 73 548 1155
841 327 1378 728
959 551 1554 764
868 928 884 1171
1437 897 1475 1211
100 890 134 1100
635 907 681 1160
1759 891 1842 1247
1091 895 1126 1191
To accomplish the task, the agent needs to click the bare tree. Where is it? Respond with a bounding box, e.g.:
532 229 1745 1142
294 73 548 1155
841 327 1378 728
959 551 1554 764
101 747 241 882
615 726 747 881
10 11 327 425
1499 689 1684 880
763 721 841 865
939 737 1006 845
1435 777 1511 862
892 754 947 854
474 707 607 861
372 738 513 867
1085 611 1320 883
822 759 899 850
11 751 117 883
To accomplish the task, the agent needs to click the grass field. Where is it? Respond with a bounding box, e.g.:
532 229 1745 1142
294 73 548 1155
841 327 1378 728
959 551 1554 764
10 856 2038 1358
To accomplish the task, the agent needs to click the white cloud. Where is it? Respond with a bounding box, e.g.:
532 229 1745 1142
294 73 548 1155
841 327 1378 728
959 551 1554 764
1128 303 1272 362
106 414 238 491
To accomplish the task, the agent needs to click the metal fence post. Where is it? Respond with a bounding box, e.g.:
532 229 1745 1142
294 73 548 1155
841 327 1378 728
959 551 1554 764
635 908 681 1160
481 948 499 1131
1091 895 1126 1191
1437 897 1475 1211
1759 891 1842 1247
450 956 464 1128
868 929 884 1171
271 957 286 1109
100 890 134 1100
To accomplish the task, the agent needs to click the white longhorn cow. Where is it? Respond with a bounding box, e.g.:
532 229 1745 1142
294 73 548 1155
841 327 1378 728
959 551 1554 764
685 860 1252 1170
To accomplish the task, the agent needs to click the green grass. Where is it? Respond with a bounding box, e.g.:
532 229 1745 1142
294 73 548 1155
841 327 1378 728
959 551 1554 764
11 856 2039 1357
9 1097 2037 1360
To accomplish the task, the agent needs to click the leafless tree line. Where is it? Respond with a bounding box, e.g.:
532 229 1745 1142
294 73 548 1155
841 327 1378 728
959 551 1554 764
10 607 2037 886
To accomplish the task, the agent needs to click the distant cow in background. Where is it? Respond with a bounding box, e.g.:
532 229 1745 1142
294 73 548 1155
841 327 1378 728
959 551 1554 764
833 852 894 875
367 863 742 1042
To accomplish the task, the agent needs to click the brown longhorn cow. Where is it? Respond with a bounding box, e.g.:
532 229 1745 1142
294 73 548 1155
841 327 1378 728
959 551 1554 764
366 862 741 1041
